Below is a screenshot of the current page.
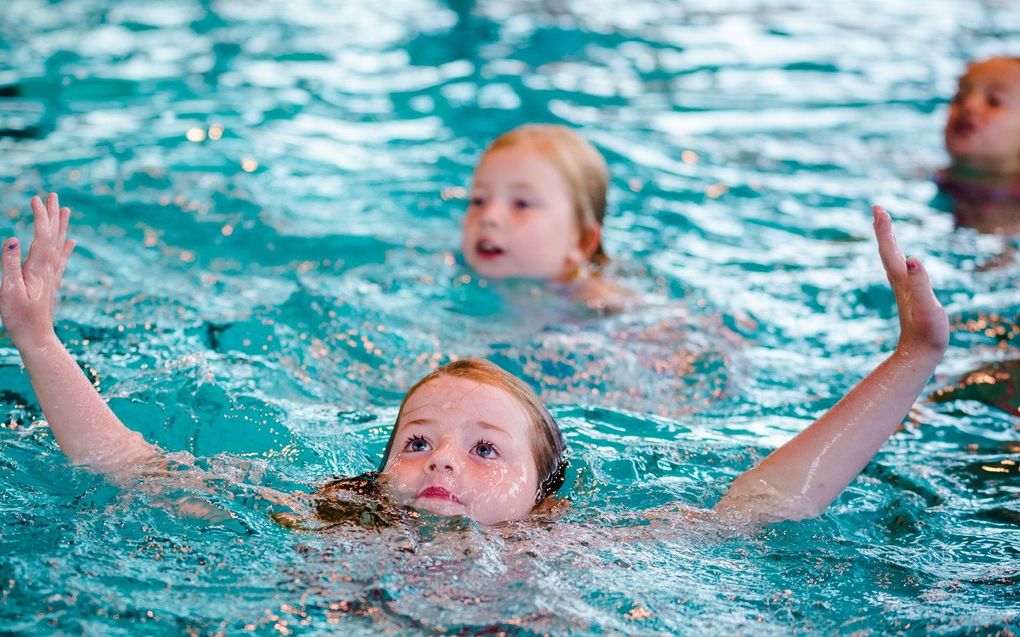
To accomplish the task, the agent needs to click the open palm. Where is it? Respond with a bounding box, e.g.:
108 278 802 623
0 193 75 345
873 205 950 356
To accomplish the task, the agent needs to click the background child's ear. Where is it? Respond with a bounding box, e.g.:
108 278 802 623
577 224 602 261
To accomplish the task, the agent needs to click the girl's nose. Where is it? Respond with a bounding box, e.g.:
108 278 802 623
479 201 506 228
426 443 461 474
961 92 983 113
428 459 455 472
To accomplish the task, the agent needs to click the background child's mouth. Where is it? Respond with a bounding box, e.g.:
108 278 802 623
952 120 976 136
476 241 505 258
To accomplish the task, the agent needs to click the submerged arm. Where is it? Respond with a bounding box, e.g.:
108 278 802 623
1 194 157 472
715 206 949 524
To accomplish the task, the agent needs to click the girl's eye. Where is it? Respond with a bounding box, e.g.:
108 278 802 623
469 196 485 208
988 94 1001 108
404 436 431 453
513 199 532 211
472 440 498 459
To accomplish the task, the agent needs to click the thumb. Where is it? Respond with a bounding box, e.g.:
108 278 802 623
1 238 26 297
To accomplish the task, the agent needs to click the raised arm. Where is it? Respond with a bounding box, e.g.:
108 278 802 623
715 205 949 524
0 193 157 472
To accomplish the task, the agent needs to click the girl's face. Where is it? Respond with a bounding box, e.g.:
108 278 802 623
381 376 540 525
461 144 587 281
945 58 1020 175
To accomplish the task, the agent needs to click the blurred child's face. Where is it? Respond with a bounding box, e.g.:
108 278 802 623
462 144 587 280
381 376 540 525
945 57 1020 174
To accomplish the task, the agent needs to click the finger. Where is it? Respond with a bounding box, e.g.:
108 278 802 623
1 238 26 297
872 205 907 286
30 196 50 242
47 193 61 238
57 206 70 246
54 240 76 281
904 257 941 311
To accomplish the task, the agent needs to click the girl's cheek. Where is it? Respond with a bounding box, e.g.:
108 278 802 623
479 461 525 485
387 458 417 484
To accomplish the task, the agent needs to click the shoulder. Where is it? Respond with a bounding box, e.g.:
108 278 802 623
571 275 637 313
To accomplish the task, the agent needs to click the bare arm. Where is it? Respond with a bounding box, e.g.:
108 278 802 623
0 194 158 472
715 206 949 523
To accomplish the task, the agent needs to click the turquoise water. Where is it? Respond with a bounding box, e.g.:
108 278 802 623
2 0 1019 634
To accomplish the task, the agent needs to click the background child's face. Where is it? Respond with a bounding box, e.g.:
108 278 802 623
945 57 1020 174
381 376 540 525
461 144 586 280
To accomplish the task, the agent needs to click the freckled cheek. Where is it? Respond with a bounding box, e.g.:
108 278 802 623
383 457 424 494
471 463 530 497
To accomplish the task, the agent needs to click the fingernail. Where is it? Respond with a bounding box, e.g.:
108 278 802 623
7 241 17 250
906 259 918 272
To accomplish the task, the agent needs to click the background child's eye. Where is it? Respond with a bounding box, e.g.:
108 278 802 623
988 95 1002 108
469 196 485 207
404 436 431 452
472 441 497 458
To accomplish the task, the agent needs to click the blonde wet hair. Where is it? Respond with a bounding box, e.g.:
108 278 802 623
379 358 568 504
484 124 610 266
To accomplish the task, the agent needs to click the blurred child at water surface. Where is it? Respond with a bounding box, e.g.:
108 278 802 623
938 55 1020 236
0 194 949 530
461 124 631 311
930 56 1020 415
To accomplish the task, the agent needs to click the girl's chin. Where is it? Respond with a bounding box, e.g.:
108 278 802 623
414 497 468 517
466 256 511 278
949 156 1020 177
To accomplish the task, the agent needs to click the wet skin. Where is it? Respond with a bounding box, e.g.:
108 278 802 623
461 144 587 281
945 57 1020 176
381 376 541 525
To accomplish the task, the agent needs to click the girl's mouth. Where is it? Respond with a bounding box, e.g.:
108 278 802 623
417 486 463 504
476 239 505 259
951 119 977 136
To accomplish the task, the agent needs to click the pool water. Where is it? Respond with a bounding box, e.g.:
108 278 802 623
2 0 1019 634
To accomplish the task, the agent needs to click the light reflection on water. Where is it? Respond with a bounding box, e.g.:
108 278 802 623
1 0 1019 634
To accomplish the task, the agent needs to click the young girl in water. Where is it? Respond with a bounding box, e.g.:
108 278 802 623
943 56 1020 182
461 124 630 311
938 55 1020 235
0 194 948 527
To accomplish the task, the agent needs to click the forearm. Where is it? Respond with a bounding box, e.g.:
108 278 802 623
15 329 157 471
718 347 940 517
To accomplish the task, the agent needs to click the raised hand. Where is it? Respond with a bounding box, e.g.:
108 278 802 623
0 193 156 469
872 205 949 358
1 193 76 347
715 205 949 524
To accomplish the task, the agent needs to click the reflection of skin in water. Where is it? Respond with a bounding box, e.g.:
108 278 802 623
934 169 1020 272
928 312 1019 419
931 358 1020 417
936 170 1020 236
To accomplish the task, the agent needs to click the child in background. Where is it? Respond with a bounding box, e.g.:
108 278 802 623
930 56 1019 415
461 125 631 311
1 194 948 528
938 55 1020 235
